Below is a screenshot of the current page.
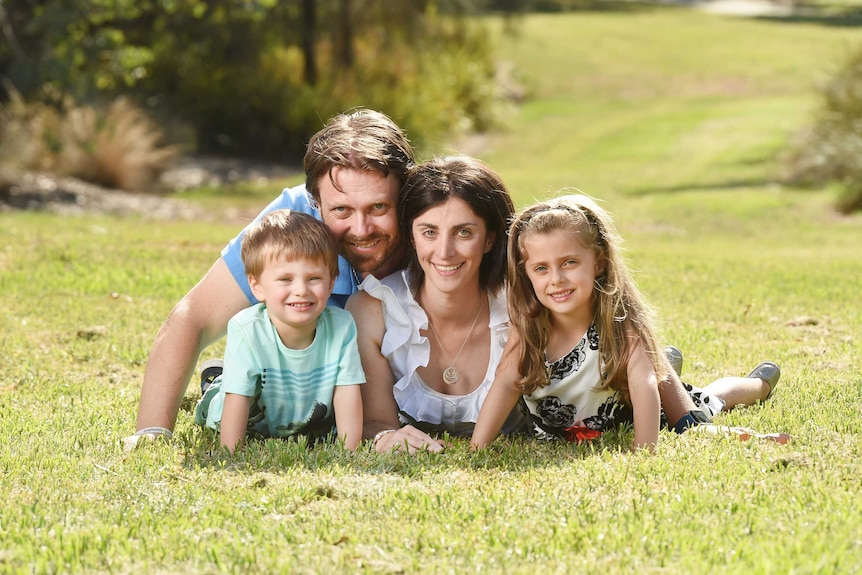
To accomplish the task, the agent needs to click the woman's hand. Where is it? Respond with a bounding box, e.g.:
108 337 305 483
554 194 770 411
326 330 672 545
373 425 445 454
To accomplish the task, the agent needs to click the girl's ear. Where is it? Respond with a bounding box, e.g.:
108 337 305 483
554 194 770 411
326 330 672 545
595 253 607 278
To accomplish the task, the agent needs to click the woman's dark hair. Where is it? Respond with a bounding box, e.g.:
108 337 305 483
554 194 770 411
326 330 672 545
399 156 514 294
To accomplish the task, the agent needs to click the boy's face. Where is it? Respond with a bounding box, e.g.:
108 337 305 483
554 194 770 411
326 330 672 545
249 255 335 339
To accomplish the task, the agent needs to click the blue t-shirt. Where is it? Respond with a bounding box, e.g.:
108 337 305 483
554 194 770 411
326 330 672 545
220 184 359 308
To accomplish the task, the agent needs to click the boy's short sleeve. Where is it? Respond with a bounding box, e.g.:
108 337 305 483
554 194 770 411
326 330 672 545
328 308 366 387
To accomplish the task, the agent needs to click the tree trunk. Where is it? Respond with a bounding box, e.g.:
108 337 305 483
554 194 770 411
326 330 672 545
301 0 317 86
336 0 353 70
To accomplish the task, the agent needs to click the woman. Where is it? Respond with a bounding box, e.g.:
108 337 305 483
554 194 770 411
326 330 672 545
346 156 529 453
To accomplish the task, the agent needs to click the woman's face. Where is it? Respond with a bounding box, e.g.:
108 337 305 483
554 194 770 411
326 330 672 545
411 196 495 295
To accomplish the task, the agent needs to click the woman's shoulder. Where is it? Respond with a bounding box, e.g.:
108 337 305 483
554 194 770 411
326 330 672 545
360 269 411 299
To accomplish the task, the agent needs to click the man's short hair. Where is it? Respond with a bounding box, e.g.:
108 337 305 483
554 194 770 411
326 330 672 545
304 109 415 205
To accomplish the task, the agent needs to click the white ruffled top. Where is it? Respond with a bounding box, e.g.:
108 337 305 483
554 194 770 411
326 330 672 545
360 270 509 429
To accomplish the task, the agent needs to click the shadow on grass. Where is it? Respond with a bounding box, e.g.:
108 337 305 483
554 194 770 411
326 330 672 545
627 177 781 196
754 9 862 28
175 426 635 477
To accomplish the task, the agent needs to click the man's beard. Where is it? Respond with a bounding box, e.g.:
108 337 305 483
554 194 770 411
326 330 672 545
339 232 398 276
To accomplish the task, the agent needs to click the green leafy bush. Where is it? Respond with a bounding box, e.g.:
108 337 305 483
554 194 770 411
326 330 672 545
1 1 504 163
781 45 862 213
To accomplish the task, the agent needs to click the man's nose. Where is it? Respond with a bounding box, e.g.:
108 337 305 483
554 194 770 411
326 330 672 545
350 213 372 236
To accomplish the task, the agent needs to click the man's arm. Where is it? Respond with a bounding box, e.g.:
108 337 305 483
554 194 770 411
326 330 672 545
134 258 250 434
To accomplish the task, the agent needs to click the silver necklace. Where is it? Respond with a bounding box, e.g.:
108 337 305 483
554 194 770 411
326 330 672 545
426 298 484 386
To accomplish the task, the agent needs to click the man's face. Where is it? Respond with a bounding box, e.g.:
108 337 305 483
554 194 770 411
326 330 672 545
316 167 401 277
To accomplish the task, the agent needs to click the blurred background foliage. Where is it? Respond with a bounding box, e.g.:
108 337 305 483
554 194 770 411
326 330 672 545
1 0 862 211
0 0 511 160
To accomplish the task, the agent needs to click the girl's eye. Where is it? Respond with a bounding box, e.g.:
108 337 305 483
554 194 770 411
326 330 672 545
564 259 577 266
421 229 436 238
533 265 548 273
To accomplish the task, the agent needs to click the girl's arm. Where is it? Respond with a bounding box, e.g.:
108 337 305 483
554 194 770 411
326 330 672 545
333 384 363 450
625 338 662 451
345 291 444 454
219 393 251 453
471 336 524 450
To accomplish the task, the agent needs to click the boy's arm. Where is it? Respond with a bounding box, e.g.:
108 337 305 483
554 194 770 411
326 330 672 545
333 385 363 450
625 338 661 452
219 393 251 453
471 336 523 450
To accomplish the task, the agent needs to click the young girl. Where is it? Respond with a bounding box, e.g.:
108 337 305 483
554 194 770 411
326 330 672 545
471 194 781 451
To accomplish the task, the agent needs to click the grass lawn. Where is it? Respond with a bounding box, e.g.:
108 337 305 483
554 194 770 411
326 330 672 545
1 5 861 573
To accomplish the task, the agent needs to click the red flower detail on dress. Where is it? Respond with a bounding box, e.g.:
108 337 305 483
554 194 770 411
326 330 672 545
563 425 602 443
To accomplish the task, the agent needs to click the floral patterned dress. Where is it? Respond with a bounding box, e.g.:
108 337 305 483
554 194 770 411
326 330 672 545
524 324 724 441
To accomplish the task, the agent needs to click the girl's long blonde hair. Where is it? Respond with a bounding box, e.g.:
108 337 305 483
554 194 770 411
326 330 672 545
507 194 671 399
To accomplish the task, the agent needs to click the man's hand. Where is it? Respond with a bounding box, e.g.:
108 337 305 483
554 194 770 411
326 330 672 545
122 427 173 452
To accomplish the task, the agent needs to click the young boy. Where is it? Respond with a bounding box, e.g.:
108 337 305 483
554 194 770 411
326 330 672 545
194 209 365 452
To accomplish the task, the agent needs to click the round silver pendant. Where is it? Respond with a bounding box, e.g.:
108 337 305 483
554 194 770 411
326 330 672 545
443 366 460 385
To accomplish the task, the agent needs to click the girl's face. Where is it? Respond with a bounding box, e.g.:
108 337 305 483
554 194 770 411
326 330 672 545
521 228 600 327
411 196 494 295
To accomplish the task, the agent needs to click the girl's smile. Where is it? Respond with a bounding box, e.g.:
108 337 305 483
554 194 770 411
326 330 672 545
521 229 600 329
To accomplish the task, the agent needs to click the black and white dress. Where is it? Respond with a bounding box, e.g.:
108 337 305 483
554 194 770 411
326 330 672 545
524 324 724 441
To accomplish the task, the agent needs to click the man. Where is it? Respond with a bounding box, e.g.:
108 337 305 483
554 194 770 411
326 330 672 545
125 109 414 447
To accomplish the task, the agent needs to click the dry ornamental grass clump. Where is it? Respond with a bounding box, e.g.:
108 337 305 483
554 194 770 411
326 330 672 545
0 94 179 192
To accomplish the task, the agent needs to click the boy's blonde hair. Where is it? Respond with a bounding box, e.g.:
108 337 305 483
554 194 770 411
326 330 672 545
507 194 671 399
241 210 339 280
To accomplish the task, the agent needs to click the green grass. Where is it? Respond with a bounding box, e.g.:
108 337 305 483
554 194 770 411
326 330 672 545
2 6 862 573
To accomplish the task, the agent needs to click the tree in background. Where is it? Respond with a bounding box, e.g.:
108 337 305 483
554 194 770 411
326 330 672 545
782 45 862 214
0 0 503 165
